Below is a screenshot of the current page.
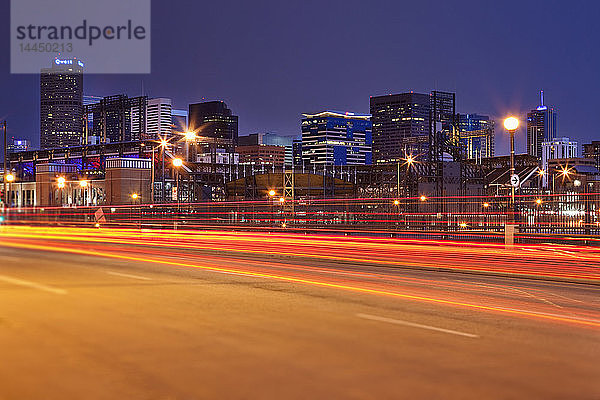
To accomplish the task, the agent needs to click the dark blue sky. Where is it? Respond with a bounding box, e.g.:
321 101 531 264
1 0 599 156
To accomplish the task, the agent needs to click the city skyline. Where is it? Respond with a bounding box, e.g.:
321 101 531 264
1 0 599 156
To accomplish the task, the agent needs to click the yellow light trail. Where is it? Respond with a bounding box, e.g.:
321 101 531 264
1 238 599 329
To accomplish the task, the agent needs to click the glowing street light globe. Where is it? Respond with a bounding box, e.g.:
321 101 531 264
79 180 88 188
172 158 183 167
184 131 196 141
503 117 519 132
131 193 139 200
268 190 276 197
279 197 285 203
5 173 15 183
57 176 66 188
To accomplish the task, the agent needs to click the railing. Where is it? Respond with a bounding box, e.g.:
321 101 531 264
3 192 600 245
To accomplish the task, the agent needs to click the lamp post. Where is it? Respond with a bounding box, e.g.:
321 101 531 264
268 190 276 227
79 179 89 206
5 173 15 208
57 176 66 206
184 131 196 162
172 157 183 214
504 117 519 222
156 138 168 203
2 121 7 209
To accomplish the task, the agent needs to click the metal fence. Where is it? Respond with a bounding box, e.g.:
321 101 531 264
3 192 600 245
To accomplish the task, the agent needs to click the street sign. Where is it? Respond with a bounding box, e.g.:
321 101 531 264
510 174 520 188
171 186 178 201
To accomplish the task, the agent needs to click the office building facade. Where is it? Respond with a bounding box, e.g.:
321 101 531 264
541 137 577 186
172 109 188 132
583 141 600 169
370 93 430 163
146 98 173 139
188 101 238 144
301 111 372 166
236 144 286 166
7 138 31 154
527 91 557 159
85 95 147 143
40 58 84 149
457 114 495 160
238 132 295 166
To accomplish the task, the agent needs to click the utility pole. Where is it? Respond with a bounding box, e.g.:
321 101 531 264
3 121 6 208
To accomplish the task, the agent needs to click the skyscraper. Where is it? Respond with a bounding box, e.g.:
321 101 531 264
457 114 495 160
583 141 600 169
370 93 430 163
171 109 189 133
146 98 173 139
527 90 557 159
430 90 458 161
85 95 147 143
40 58 84 149
188 101 238 144
301 111 372 166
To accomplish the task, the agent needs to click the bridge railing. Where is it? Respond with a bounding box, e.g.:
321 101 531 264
3 192 599 245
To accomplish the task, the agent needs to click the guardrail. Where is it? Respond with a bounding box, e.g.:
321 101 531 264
3 192 600 245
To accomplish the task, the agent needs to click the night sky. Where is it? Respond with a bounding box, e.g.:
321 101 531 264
1 0 599 157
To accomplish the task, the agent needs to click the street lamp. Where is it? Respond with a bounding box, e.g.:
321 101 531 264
419 195 427 202
131 193 139 200
57 176 66 189
172 158 183 211
79 179 89 207
5 173 15 208
184 131 196 162
158 137 171 203
184 131 196 141
504 117 519 222
268 189 276 197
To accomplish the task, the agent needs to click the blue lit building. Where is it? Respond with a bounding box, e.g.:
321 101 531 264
301 111 372 166
457 113 495 160
527 90 557 159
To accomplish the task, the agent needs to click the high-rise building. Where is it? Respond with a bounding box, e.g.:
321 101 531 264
370 93 430 163
238 132 295 166
583 141 600 169
301 111 372 166
541 137 577 184
293 138 303 167
430 91 459 161
527 90 557 159
86 95 147 143
457 114 495 160
40 58 84 149
171 109 188 132
188 101 238 145
236 144 286 166
146 98 173 139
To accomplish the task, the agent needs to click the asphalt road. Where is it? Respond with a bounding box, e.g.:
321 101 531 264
0 233 599 399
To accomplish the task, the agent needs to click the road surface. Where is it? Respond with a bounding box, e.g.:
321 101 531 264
0 227 599 399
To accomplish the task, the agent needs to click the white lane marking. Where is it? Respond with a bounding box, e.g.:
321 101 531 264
106 271 153 281
0 275 67 295
356 313 479 338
